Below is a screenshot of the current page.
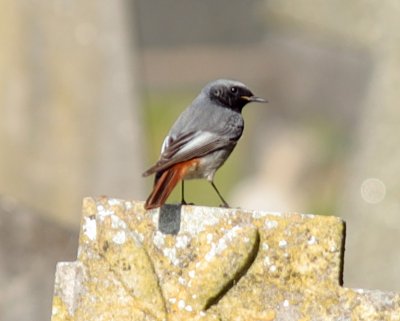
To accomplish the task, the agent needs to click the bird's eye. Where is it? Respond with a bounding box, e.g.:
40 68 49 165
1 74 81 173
214 89 221 97
230 86 238 93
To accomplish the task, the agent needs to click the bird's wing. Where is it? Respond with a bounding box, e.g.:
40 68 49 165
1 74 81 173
142 128 238 177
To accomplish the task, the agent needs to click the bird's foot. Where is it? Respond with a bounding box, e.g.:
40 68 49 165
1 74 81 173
219 202 230 208
180 200 195 206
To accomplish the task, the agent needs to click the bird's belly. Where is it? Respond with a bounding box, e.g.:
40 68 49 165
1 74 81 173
182 149 233 181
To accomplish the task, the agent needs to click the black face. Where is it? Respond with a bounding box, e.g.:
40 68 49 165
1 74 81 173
209 83 257 112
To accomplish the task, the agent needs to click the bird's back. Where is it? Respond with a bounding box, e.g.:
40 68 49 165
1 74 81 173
168 93 244 139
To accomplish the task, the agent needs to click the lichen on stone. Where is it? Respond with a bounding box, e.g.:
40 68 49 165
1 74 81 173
51 197 400 321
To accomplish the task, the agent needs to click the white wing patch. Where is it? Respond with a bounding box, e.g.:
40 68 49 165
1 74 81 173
161 135 173 153
174 131 216 156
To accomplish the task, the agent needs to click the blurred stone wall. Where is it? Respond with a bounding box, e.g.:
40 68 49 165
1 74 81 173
134 0 264 47
265 0 400 291
0 0 144 227
0 196 78 321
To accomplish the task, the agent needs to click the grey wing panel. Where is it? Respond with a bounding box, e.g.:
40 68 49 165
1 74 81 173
143 130 237 175
143 107 244 176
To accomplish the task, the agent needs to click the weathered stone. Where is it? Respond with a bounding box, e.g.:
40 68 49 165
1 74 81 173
52 197 400 320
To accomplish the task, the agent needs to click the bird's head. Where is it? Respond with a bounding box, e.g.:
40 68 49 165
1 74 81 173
204 79 267 112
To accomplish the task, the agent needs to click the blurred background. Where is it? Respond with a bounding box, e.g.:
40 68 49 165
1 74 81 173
1 0 400 320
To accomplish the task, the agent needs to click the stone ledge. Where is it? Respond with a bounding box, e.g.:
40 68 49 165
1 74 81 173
51 197 400 320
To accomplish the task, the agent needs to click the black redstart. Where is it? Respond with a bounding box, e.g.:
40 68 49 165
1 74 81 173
143 79 267 210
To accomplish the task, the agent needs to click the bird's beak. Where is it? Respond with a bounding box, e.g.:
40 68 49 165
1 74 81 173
241 95 268 103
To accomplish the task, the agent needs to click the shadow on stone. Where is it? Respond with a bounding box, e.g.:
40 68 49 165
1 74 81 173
158 204 182 235
204 229 261 310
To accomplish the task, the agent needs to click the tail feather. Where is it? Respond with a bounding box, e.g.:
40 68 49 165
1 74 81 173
144 165 183 210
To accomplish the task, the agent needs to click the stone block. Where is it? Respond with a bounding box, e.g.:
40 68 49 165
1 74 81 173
51 197 400 320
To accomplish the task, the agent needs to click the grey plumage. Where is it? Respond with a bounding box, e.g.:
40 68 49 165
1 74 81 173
143 79 266 209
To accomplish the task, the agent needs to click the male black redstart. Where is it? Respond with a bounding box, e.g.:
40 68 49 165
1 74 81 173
143 79 267 210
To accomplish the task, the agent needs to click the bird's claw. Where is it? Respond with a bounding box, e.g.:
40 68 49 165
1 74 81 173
181 201 195 206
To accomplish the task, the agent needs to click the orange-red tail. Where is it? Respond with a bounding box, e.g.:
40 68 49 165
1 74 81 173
144 161 195 210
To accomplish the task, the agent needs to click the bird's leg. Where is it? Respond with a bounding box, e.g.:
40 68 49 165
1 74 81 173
211 181 230 208
180 180 195 206
181 180 187 205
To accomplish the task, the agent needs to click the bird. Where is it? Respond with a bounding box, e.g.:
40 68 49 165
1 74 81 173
142 79 267 210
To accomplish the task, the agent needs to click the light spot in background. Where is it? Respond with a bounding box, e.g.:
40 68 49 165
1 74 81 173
360 178 386 204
